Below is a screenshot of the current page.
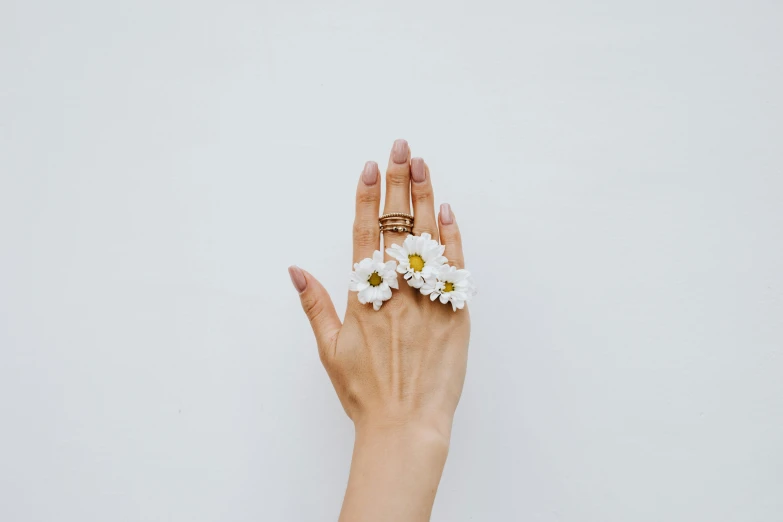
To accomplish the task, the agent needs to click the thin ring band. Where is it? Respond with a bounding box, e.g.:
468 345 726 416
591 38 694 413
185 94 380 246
378 220 413 227
380 225 412 234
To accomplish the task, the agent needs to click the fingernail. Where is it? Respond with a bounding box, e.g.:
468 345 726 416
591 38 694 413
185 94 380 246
392 139 409 164
440 203 453 225
288 265 307 293
362 161 378 185
411 158 425 183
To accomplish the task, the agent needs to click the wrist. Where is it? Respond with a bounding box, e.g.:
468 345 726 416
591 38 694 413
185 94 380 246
355 412 453 449
356 421 450 450
341 421 449 521
353 420 451 473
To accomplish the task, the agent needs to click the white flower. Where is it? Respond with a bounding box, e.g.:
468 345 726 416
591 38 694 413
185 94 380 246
349 250 399 311
385 233 448 289
421 265 476 311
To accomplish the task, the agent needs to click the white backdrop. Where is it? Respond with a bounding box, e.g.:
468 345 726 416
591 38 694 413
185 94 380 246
1 1 782 521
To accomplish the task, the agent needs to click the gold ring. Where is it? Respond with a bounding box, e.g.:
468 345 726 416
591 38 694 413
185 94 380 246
379 212 414 235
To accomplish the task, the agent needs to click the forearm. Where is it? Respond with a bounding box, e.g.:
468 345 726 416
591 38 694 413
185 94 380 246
339 424 450 522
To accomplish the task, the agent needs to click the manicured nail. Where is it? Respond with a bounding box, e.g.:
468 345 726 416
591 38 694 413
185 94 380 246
411 158 426 183
440 203 453 225
392 139 409 164
362 161 378 185
288 265 307 293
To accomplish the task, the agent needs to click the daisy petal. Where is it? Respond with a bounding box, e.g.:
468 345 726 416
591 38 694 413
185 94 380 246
409 277 425 289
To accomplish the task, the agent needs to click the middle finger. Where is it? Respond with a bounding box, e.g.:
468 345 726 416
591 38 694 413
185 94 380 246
382 139 412 250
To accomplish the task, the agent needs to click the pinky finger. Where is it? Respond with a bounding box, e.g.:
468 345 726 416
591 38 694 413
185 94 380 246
439 203 465 269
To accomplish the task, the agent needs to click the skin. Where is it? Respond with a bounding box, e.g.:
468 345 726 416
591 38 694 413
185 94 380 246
288 139 470 521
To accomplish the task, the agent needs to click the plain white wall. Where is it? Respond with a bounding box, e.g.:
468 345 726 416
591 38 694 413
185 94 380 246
1 1 782 520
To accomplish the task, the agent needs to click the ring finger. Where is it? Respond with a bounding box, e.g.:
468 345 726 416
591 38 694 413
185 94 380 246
410 157 438 240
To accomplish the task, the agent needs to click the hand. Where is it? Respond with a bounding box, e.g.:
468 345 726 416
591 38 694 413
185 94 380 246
288 139 471 521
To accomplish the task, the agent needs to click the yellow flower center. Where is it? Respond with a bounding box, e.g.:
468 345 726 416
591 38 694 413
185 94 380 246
443 281 455 293
408 254 425 272
368 272 383 287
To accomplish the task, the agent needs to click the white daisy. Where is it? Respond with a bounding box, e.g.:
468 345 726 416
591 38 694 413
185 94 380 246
385 233 448 289
420 264 476 311
349 250 399 311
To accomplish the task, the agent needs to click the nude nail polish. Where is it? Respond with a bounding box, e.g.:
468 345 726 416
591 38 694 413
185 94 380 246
440 203 453 225
362 161 378 185
288 266 307 293
392 139 409 164
411 158 425 183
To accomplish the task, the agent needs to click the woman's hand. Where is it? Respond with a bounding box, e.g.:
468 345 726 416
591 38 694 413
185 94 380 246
288 139 471 522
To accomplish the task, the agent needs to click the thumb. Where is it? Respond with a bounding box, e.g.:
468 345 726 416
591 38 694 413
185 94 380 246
288 265 341 353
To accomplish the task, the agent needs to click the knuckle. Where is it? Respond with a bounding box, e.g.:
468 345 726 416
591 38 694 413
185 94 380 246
443 228 462 243
411 188 433 202
302 295 322 319
386 169 410 186
352 223 377 246
356 189 379 205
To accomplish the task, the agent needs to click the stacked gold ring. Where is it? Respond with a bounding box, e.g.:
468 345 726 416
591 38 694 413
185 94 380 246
379 212 414 234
